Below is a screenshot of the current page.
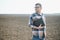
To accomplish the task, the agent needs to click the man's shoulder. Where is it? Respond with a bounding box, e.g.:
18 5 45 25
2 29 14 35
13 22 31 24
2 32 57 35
42 13 46 19
30 13 36 17
42 13 45 16
32 13 36 15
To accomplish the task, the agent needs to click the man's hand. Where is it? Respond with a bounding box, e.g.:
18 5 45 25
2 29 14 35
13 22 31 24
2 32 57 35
32 26 40 29
32 24 44 29
39 24 44 29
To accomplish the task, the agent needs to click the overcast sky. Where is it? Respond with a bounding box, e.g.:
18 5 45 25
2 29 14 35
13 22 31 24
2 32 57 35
0 0 60 14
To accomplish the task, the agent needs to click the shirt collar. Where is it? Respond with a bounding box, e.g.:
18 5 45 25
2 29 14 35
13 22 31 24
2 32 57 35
39 13 42 15
36 12 42 15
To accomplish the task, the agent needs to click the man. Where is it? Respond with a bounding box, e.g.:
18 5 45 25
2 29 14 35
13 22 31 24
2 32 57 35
28 3 46 40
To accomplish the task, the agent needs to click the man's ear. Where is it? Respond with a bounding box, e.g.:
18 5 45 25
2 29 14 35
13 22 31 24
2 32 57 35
41 7 42 9
41 8 42 10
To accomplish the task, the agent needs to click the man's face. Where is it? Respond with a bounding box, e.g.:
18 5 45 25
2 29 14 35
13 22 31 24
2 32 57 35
35 5 42 13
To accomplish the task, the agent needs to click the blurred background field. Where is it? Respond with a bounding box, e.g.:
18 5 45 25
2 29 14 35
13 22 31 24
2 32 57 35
0 14 60 40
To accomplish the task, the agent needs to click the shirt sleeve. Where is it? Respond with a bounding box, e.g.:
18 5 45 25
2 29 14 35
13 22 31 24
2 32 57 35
42 15 46 28
28 15 34 28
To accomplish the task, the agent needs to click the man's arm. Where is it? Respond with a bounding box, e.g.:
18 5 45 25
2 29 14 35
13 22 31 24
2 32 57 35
42 15 46 28
42 15 46 37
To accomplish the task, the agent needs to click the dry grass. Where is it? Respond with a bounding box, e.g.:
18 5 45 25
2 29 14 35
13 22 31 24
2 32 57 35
0 14 60 40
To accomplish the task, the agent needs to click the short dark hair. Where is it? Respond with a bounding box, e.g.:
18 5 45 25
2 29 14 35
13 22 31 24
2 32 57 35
35 3 42 8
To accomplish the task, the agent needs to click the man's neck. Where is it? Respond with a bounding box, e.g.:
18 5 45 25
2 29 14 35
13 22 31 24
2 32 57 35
36 11 41 13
